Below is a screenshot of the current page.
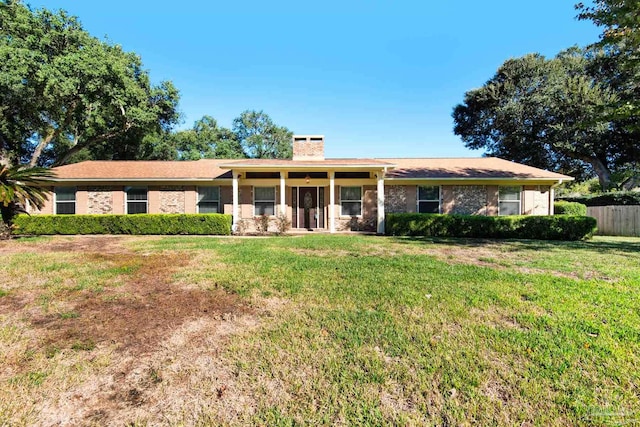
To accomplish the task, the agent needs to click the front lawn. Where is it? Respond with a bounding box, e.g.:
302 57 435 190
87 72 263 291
0 235 638 425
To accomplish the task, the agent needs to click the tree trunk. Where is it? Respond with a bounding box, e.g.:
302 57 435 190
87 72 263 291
588 157 613 191
29 130 57 167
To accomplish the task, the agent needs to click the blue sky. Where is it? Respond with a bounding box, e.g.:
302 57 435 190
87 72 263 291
30 1 600 158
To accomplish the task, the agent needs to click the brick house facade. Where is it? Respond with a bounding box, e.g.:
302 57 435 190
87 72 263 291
37 136 572 233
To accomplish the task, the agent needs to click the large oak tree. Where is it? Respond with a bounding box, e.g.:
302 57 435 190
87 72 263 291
453 48 638 190
0 0 180 167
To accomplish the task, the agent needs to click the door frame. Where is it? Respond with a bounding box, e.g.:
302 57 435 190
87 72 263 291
294 186 325 230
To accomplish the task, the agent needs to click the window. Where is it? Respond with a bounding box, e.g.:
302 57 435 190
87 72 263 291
499 186 521 215
417 186 440 213
55 187 76 214
340 186 362 216
198 186 220 213
126 187 148 214
254 187 275 216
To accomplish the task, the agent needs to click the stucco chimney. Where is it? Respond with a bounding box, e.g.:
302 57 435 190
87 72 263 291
292 135 324 161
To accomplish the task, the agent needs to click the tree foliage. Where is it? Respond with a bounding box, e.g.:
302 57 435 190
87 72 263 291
0 0 180 167
453 48 638 190
135 116 241 161
576 1 640 123
233 110 293 159
140 112 292 160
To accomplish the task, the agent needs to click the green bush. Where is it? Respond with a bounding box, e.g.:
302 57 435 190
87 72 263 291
554 201 587 216
13 214 232 236
386 213 597 241
560 192 640 206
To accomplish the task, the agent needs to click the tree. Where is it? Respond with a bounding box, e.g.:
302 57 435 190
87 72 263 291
0 0 180 167
576 1 640 122
0 165 53 239
233 110 293 159
172 116 244 160
452 49 636 190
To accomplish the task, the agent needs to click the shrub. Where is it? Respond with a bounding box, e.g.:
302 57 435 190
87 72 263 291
253 215 270 235
274 213 291 235
386 213 597 241
13 214 232 236
554 201 587 216
560 192 640 206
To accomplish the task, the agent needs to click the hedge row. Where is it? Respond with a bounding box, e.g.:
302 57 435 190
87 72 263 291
560 192 640 206
13 214 232 235
386 213 597 241
554 201 587 216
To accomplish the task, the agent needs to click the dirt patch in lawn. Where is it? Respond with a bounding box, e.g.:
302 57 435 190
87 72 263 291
0 235 132 255
0 236 266 425
19 250 249 356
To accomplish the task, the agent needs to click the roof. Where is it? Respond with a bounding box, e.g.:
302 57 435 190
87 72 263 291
51 159 232 180
50 157 572 182
380 157 572 180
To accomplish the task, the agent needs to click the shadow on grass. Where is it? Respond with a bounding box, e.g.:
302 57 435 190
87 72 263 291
390 236 640 256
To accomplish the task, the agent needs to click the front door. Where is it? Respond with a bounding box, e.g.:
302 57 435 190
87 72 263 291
299 187 318 229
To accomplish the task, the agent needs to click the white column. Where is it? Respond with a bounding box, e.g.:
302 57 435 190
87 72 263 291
329 171 335 233
377 171 385 234
549 186 555 215
280 171 286 216
232 171 239 231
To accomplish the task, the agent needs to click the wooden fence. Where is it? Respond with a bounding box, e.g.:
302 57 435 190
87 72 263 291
587 206 640 237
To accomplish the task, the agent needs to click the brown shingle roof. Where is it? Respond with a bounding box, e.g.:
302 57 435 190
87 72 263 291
50 157 572 182
381 157 572 180
52 159 231 180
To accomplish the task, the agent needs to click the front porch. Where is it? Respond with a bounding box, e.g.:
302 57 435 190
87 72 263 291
222 167 391 234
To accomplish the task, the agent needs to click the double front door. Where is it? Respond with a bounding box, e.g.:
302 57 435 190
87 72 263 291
292 187 325 230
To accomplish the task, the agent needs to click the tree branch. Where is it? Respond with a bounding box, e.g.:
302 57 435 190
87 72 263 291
53 123 133 166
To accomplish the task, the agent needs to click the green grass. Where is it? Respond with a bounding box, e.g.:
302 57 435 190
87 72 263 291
1 234 639 425
136 234 640 425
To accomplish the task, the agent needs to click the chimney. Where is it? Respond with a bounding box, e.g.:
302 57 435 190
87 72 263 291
292 135 325 161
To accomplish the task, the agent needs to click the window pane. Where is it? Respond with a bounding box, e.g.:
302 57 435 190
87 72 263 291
341 201 362 216
340 186 361 201
499 201 520 216
198 186 220 202
255 187 275 201
127 188 148 201
418 186 439 201
56 202 75 215
127 201 147 214
55 187 76 201
418 201 439 214
255 202 275 216
198 202 219 214
499 187 521 201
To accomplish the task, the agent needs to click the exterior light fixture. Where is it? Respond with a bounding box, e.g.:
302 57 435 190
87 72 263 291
305 174 311 183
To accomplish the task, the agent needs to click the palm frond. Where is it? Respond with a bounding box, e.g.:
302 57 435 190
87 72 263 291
0 165 56 210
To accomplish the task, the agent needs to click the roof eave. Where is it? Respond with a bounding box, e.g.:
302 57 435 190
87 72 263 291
50 177 232 182
385 176 573 181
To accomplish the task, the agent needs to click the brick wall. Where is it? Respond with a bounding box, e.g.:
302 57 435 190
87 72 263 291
87 187 113 214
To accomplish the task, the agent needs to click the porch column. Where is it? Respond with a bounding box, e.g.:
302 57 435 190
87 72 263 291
232 171 239 231
329 171 335 233
280 171 286 216
377 170 385 235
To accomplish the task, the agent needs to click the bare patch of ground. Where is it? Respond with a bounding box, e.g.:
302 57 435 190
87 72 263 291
0 236 275 426
0 235 134 255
